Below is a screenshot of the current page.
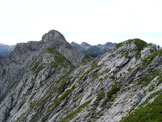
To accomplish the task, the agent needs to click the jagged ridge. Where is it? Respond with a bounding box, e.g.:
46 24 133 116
0 30 84 103
0 34 162 122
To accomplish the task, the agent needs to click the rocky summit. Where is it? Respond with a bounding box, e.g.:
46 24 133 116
0 31 162 122
0 30 84 103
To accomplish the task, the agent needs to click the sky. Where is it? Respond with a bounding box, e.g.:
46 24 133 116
0 0 162 46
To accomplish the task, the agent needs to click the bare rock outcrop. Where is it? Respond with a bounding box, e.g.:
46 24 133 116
0 35 162 122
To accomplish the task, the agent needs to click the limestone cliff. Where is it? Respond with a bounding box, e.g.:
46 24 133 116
0 32 162 122
0 30 84 102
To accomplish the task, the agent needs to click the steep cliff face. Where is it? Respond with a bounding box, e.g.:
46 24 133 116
0 34 162 122
0 30 84 102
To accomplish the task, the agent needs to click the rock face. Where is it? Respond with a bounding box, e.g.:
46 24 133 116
0 30 84 102
0 34 162 122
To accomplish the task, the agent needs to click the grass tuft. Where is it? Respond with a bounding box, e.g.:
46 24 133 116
97 91 105 100
134 39 148 50
116 42 123 49
120 92 162 122
60 98 92 122
107 83 120 99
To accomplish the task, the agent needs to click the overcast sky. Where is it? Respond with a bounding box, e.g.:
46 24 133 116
0 0 162 46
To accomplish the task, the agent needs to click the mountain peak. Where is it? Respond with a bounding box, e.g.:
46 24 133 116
81 42 91 47
105 42 116 46
116 38 148 50
42 30 65 42
0 29 85 101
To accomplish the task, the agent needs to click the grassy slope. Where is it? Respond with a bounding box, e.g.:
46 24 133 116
120 92 162 122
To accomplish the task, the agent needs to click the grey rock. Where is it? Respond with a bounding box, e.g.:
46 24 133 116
99 98 108 107
141 47 151 59
136 92 145 103
116 57 129 68
0 37 162 122
0 30 84 102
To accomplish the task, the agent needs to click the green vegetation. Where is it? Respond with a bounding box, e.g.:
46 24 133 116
38 80 67 106
154 49 162 57
35 65 44 74
79 70 90 81
72 95 82 103
135 52 141 60
82 54 93 63
148 85 154 92
55 74 71 84
40 84 75 121
79 62 98 81
116 42 123 49
127 39 133 43
54 85 75 104
134 39 148 50
128 67 133 72
29 75 73 113
31 61 44 74
116 38 148 51
30 92 36 101
143 48 162 65
31 61 39 71
45 48 73 69
157 78 162 86
48 85 75 111
107 83 120 99
91 62 98 69
19 48 76 120
159 49 162 56
105 69 110 73
97 91 105 100
15 118 21 122
45 48 55 53
121 50 129 58
41 77 73 106
29 75 74 121
143 49 158 65
138 70 160 85
142 90 162 106
92 72 98 79
60 98 92 122
29 101 37 111
125 50 129 58
120 92 162 122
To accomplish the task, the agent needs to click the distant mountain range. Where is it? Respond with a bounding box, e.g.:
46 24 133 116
0 44 14 58
71 42 116 56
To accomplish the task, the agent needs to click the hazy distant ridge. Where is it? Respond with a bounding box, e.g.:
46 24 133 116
0 44 14 57
71 41 116 55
